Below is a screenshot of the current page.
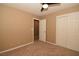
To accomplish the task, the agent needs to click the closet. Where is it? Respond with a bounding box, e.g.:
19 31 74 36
56 12 79 51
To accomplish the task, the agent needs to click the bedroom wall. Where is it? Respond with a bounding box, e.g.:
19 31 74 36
0 5 38 52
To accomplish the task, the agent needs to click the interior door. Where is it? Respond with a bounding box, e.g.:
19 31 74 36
66 12 79 51
56 15 68 47
56 12 79 51
39 19 46 42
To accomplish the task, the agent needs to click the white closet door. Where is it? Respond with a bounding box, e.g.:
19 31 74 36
67 13 79 51
56 15 68 47
56 12 79 51
39 19 46 42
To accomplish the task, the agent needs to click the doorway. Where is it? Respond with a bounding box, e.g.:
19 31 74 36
34 19 39 41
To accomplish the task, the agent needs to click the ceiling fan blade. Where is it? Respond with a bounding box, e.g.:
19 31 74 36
41 3 60 5
41 7 48 12
41 7 44 12
48 3 60 7
47 3 60 5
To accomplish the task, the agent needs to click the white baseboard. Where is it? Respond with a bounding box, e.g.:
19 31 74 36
46 41 57 46
0 41 34 54
46 41 79 52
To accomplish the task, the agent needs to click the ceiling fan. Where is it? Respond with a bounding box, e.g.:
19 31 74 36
41 3 60 12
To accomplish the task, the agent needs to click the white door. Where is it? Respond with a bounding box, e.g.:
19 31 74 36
66 13 79 51
39 19 46 42
56 12 79 51
56 15 68 47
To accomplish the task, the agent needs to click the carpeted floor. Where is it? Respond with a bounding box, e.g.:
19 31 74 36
0 40 79 56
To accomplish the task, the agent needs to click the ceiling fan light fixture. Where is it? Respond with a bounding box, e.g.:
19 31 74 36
42 4 48 9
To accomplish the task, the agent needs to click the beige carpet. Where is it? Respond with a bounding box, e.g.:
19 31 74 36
0 40 79 56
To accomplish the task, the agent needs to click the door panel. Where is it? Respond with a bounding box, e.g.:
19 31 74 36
67 13 79 51
39 19 46 42
56 16 68 47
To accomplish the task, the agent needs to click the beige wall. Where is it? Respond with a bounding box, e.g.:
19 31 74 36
46 5 79 44
0 5 38 52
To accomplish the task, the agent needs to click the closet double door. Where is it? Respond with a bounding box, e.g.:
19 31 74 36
56 12 79 51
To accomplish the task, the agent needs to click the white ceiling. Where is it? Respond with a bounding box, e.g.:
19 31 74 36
3 3 79 17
